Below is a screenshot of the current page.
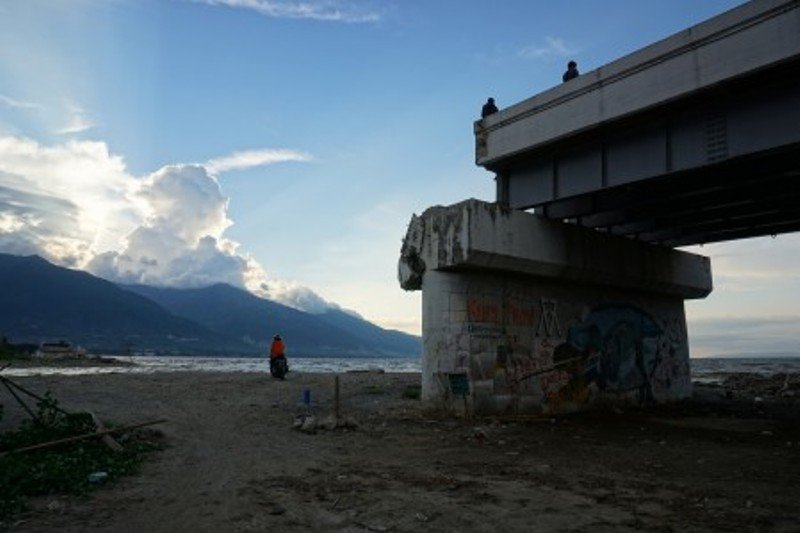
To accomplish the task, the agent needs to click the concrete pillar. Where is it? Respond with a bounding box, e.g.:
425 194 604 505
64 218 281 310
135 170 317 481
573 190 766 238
495 173 510 207
400 199 712 416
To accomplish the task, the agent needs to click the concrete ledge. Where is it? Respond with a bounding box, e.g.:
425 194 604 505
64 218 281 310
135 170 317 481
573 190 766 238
399 199 712 299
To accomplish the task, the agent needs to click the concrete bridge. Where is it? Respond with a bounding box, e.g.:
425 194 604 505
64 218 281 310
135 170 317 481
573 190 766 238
400 0 799 416
477 0 800 247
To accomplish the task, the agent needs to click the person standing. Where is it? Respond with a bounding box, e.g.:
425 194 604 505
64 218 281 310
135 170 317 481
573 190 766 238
563 60 579 82
481 97 499 118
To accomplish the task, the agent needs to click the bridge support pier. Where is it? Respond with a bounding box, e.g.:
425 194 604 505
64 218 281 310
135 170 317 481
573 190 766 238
399 199 713 416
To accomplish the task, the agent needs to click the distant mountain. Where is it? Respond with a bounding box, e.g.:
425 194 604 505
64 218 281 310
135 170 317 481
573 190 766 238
124 283 421 357
0 253 235 354
0 253 421 357
317 308 422 357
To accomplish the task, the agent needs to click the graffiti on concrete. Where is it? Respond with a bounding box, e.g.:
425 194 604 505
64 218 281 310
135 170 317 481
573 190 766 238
516 304 686 407
430 288 688 411
535 298 562 338
468 298 500 323
550 305 665 404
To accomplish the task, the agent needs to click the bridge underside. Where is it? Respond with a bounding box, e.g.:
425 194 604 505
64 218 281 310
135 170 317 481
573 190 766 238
492 60 800 247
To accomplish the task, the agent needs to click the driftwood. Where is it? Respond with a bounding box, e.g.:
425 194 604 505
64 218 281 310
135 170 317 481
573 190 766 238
334 375 341 420
89 411 124 452
1 418 166 456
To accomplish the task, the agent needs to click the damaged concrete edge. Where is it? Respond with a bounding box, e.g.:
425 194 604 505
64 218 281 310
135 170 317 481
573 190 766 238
398 199 713 299
398 213 426 290
399 199 478 291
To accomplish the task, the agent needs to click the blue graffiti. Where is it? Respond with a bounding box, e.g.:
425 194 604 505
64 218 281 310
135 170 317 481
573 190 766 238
554 305 663 404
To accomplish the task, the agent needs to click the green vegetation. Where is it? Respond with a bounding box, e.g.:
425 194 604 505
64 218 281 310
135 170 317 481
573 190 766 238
0 337 31 363
0 393 162 523
363 384 386 395
1 337 20 361
402 385 421 400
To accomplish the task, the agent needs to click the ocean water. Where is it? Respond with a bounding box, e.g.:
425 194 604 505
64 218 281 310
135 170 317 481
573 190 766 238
691 356 800 383
1 355 422 377
3 355 799 380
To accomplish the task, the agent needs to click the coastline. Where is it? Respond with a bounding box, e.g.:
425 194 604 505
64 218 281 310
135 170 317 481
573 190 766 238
1 367 798 531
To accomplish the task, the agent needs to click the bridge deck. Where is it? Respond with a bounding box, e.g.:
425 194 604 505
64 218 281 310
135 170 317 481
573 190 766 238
475 0 800 247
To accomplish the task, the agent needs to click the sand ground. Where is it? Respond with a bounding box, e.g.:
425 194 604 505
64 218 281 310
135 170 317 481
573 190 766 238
1 368 799 532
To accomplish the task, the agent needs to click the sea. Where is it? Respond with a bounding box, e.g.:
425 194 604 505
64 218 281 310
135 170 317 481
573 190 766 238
3 355 800 381
0 355 422 378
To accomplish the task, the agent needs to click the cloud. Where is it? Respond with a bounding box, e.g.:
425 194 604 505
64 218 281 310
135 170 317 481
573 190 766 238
689 315 800 358
85 164 259 289
0 136 138 260
0 94 94 136
260 279 338 314
0 180 87 265
683 234 800 291
55 103 95 135
518 37 577 60
0 135 338 313
206 148 311 174
376 317 419 334
195 0 381 23
0 94 44 111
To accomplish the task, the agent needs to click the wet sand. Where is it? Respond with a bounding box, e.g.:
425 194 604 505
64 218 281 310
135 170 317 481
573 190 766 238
1 369 799 532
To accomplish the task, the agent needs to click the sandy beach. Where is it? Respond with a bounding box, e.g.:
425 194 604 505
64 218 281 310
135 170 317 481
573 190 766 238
1 367 799 532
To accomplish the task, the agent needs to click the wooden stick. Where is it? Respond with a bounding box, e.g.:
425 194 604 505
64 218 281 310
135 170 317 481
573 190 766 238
1 418 166 456
89 411 124 452
334 375 340 420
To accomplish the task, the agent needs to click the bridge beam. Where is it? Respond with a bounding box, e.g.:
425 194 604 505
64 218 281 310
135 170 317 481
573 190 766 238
399 199 712 415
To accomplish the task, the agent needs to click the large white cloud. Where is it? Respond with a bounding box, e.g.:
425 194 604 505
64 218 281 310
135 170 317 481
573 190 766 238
0 135 338 313
0 136 138 264
86 163 257 289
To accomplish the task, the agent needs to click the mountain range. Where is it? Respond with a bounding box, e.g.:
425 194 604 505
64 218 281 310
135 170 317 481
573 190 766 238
0 253 420 357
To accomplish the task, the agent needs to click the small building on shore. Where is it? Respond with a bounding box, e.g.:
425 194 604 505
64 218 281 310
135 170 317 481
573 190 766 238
33 340 87 360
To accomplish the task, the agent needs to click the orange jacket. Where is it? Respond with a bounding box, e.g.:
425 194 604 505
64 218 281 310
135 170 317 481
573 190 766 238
270 339 286 359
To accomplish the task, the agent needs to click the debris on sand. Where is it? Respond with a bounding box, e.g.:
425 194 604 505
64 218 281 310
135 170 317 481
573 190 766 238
292 414 358 434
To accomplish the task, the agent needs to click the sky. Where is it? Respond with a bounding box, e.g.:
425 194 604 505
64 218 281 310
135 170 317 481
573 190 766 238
0 0 798 357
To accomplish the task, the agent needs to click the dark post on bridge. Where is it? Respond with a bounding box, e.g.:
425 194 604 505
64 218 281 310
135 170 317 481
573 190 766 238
401 0 800 416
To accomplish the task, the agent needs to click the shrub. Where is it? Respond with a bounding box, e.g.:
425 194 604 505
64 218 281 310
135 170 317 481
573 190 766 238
0 393 162 523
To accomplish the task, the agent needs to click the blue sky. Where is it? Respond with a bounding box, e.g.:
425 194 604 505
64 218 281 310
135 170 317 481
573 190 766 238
1 0 798 356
